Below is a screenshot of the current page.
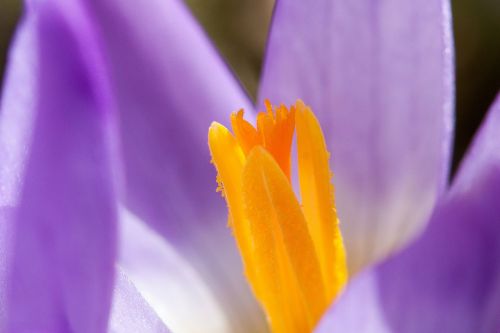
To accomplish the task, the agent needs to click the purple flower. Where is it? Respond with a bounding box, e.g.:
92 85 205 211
0 0 498 332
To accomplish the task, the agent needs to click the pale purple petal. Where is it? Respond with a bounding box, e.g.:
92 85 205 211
2 3 117 332
0 207 13 324
0 6 38 326
0 4 38 208
83 0 264 330
109 269 171 333
260 0 455 273
316 94 500 333
117 206 232 333
84 0 252 235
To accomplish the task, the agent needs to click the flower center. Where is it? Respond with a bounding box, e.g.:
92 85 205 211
208 100 347 333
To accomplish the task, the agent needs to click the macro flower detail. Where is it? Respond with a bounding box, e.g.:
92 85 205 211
209 100 347 332
0 0 499 332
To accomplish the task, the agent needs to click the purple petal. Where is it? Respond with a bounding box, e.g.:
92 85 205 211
109 269 171 333
83 0 264 329
316 94 500 333
84 0 252 236
117 206 234 333
0 207 14 325
0 4 38 208
260 0 455 272
0 6 38 326
2 3 117 332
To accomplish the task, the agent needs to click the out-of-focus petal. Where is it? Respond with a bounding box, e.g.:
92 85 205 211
118 206 230 333
260 0 455 273
0 5 38 325
0 207 13 324
109 269 171 333
2 3 117 332
83 0 265 330
0 5 38 208
316 94 500 333
0 6 38 322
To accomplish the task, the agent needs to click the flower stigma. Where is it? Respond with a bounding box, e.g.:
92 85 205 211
208 100 348 333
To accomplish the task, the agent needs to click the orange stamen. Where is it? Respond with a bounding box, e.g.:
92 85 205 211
208 100 348 333
230 100 295 180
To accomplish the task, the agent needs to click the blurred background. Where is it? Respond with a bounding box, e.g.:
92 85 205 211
1 0 499 174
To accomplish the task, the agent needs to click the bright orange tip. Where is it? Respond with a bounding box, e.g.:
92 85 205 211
230 100 295 180
208 100 348 333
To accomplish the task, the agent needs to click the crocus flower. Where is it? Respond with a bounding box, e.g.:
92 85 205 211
0 0 498 332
